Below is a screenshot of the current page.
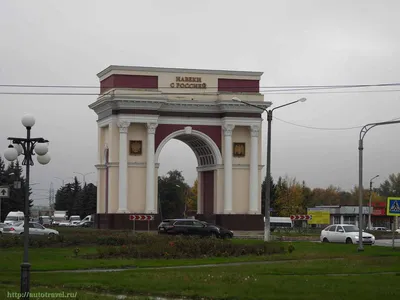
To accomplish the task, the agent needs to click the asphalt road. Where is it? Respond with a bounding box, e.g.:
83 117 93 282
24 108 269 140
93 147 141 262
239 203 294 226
374 239 400 247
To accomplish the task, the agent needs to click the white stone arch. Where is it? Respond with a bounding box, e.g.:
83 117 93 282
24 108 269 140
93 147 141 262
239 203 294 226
155 128 223 166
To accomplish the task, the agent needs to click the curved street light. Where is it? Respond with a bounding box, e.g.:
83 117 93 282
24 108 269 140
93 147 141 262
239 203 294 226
357 119 400 252
73 172 95 185
53 176 74 186
232 97 306 242
3 114 51 300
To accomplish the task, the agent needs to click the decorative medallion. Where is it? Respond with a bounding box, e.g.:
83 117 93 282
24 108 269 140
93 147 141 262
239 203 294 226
129 140 142 156
233 142 245 157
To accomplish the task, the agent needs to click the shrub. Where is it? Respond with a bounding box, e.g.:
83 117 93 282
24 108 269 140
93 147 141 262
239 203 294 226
91 236 286 259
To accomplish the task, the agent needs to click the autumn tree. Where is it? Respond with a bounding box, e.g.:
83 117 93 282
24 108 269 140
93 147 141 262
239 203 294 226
185 179 198 214
274 176 306 216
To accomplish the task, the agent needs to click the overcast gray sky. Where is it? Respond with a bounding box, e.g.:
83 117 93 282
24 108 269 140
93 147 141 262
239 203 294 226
1 0 400 206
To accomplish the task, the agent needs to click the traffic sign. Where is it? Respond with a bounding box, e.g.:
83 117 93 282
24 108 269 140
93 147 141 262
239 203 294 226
129 214 154 221
387 197 400 216
0 186 10 198
290 215 312 221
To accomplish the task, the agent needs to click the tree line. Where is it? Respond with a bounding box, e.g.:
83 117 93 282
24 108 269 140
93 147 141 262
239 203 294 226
0 157 32 221
161 170 400 218
54 177 97 219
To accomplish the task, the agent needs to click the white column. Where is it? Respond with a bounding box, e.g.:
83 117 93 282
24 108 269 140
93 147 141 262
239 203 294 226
223 124 235 214
146 123 158 213
249 125 260 213
117 120 130 213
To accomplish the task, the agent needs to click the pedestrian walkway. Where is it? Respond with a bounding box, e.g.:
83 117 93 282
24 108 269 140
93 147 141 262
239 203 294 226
32 258 344 274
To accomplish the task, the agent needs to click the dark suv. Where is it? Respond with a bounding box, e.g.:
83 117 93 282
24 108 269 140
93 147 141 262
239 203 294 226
158 219 234 239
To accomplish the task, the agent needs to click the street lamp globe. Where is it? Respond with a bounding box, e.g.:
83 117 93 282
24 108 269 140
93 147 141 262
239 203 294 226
4 145 19 161
12 143 23 155
37 153 51 165
21 114 35 128
34 142 48 156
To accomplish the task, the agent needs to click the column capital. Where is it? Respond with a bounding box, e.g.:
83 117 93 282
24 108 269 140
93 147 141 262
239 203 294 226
250 124 261 137
222 124 235 136
117 120 130 133
146 123 158 134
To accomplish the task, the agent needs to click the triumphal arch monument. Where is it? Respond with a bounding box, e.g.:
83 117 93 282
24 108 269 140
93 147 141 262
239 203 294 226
89 65 271 230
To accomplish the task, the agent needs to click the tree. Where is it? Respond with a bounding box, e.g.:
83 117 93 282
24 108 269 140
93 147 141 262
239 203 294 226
274 176 306 216
54 176 83 217
158 170 187 219
0 159 32 221
378 173 400 197
74 183 97 218
185 179 198 214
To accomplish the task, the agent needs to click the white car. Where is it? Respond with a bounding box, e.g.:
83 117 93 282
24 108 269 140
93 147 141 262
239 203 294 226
58 221 71 227
320 224 375 245
2 222 59 236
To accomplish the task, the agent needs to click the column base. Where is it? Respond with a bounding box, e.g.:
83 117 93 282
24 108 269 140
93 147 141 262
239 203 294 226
116 209 130 213
215 214 264 230
248 210 259 214
96 213 160 230
223 210 233 214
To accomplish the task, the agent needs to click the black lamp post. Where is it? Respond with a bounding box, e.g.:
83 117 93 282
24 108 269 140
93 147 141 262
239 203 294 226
3 114 51 300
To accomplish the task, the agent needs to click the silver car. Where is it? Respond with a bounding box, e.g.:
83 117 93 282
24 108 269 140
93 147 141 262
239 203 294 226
2 222 59 236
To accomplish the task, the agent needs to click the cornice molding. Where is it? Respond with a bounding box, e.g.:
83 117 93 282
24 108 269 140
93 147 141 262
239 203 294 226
97 65 263 80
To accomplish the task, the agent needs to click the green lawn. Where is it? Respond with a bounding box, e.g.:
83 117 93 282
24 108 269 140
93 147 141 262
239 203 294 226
0 284 150 300
1 258 399 299
1 242 400 299
2 242 398 272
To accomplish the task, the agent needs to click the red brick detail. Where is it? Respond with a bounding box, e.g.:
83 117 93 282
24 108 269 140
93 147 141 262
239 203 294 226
100 74 158 93
155 124 221 151
202 171 214 216
218 78 259 93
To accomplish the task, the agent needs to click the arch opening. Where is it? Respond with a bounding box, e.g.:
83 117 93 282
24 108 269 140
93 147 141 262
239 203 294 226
155 129 222 167
156 129 220 220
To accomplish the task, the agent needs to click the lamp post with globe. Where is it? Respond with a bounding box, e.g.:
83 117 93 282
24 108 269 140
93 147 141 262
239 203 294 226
3 114 51 300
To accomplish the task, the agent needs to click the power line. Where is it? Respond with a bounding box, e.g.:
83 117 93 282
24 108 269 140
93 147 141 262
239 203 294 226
1 88 400 96
273 116 400 131
2 82 400 89
273 116 363 130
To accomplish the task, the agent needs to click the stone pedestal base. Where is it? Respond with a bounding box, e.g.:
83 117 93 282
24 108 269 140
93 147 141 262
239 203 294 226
95 213 264 231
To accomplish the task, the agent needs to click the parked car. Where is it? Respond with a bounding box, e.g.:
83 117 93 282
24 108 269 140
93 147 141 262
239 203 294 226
0 222 5 234
58 220 71 227
39 216 53 226
158 219 234 238
4 211 24 225
320 224 375 245
78 221 94 228
69 215 81 223
372 227 391 232
2 222 59 236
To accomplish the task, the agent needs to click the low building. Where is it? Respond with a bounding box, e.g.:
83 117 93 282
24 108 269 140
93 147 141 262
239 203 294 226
371 202 391 228
308 205 372 228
